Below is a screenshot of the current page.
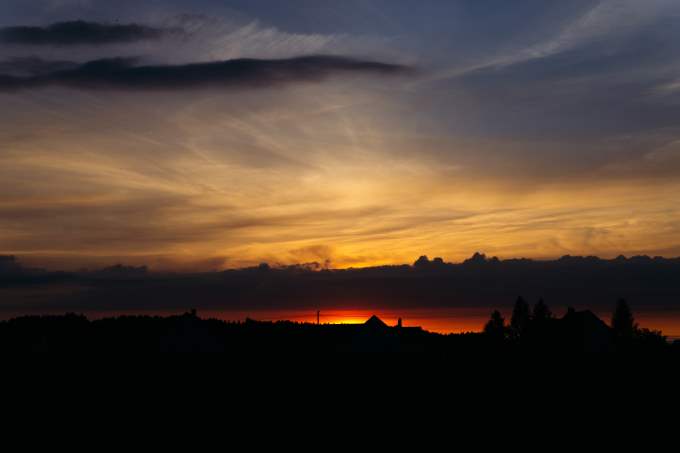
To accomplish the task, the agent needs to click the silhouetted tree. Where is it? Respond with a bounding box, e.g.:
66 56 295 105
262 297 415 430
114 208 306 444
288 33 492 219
635 328 667 350
484 310 506 342
0 308 675 354
510 297 531 339
612 298 637 340
532 298 552 323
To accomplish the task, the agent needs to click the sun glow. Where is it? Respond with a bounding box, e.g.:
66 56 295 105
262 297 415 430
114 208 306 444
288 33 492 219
196 308 492 334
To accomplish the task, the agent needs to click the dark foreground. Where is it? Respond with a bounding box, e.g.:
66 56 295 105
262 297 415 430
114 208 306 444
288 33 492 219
1 308 678 354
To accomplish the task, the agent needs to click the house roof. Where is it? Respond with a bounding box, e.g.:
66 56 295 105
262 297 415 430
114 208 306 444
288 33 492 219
560 309 614 352
563 309 610 331
364 315 388 328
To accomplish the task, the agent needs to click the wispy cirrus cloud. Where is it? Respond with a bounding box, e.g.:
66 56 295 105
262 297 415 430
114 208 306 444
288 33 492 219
426 0 679 83
2 0 680 272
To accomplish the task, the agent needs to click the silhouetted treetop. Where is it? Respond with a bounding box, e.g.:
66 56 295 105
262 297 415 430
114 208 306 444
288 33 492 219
533 299 552 322
612 298 637 339
511 297 531 337
0 301 674 354
484 310 506 341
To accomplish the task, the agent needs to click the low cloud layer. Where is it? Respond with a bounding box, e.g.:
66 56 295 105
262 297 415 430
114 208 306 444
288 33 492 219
0 55 411 92
0 20 175 45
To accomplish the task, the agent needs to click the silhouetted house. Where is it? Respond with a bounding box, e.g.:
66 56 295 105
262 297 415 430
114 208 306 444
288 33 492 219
364 315 388 330
363 315 422 334
350 315 400 352
558 310 614 353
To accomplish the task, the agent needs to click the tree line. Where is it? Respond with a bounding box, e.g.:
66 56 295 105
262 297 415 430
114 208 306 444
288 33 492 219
484 297 667 351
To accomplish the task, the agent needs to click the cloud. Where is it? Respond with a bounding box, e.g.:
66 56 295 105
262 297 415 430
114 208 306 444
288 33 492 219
0 56 79 76
426 0 679 84
645 140 680 163
45 0 93 10
0 20 177 45
0 55 412 92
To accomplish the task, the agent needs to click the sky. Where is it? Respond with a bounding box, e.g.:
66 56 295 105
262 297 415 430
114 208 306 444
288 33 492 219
2 0 680 271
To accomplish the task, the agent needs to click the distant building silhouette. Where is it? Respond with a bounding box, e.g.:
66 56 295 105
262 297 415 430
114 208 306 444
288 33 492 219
364 315 388 329
559 309 614 353
0 308 671 353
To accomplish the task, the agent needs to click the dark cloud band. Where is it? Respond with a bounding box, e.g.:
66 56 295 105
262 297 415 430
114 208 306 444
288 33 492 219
0 55 413 92
0 57 79 76
0 20 174 45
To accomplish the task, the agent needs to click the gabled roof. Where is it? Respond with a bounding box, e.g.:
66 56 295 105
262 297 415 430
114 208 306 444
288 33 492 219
364 315 388 329
560 309 614 352
563 309 610 331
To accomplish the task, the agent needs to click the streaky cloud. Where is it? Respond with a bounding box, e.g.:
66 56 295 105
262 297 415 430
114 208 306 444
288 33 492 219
0 55 413 92
0 20 176 45
0 56 79 76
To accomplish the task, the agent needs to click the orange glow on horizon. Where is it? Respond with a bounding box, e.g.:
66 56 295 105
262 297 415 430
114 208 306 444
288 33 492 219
3 306 678 340
200 308 680 339
200 308 508 334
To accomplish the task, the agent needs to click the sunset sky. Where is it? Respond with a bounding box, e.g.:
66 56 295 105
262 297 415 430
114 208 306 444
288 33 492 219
2 0 680 271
